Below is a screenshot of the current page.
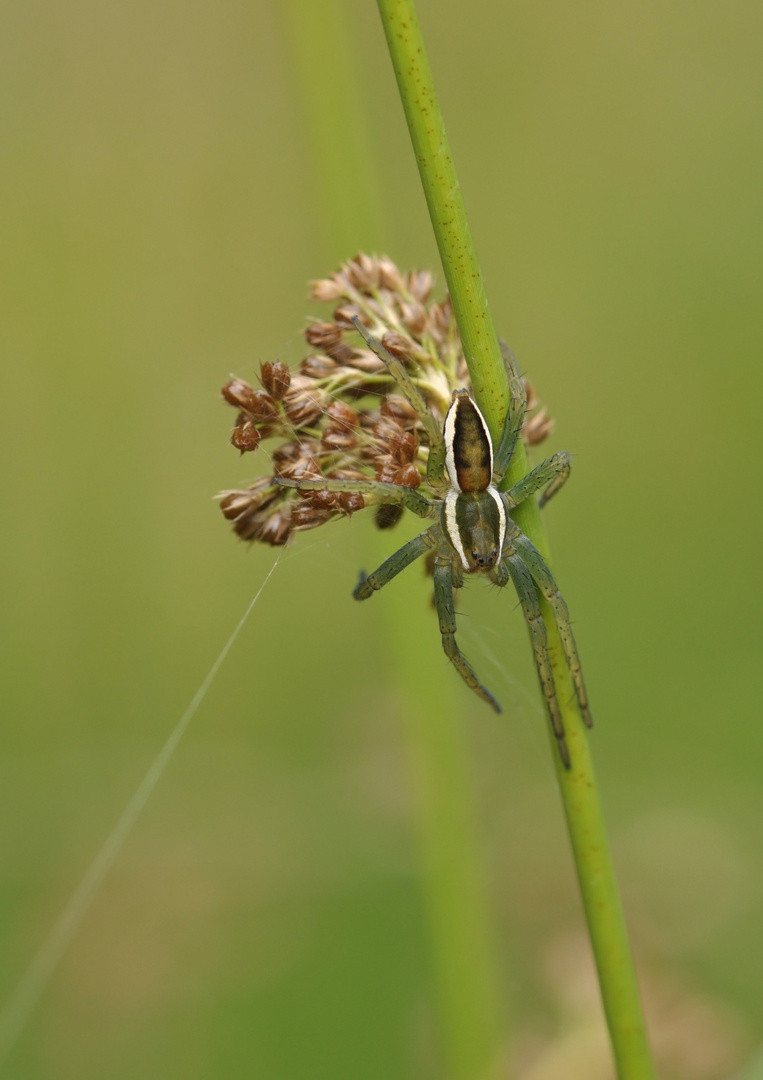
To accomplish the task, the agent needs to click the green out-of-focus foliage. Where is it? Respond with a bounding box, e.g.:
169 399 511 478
1 1 761 1077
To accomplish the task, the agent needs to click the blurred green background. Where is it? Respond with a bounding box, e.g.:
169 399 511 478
1 0 762 1076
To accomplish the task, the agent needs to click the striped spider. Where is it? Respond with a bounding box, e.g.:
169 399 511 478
279 317 591 767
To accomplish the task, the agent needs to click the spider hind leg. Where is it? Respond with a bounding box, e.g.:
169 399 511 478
502 550 571 768
433 560 502 714
510 530 592 728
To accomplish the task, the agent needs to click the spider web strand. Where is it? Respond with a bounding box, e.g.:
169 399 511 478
0 553 282 1067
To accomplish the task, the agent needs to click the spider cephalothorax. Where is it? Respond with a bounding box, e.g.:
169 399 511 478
278 317 592 768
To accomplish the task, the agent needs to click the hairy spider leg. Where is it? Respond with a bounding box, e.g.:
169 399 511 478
351 316 447 487
492 341 528 479
353 529 437 599
276 476 437 518
499 550 571 767
433 559 502 713
504 451 571 510
509 529 592 729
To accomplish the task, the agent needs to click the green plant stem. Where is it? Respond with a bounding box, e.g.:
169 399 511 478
375 0 507 442
376 2 656 1078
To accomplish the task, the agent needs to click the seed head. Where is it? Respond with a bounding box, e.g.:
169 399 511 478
217 254 556 545
260 361 291 400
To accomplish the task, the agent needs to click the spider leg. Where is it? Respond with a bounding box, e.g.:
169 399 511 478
276 476 437 519
492 341 528 479
504 451 571 510
501 551 571 768
352 316 446 486
433 560 501 713
510 529 592 728
354 529 438 599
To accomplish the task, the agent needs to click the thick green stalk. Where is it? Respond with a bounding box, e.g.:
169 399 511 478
376 2 656 1078
284 5 504 1078
375 0 507 442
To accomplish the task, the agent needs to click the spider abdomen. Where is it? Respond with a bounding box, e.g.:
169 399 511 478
444 390 493 492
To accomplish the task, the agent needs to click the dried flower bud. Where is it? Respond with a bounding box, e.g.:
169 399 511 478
393 431 419 465
278 453 322 482
218 479 281 532
328 468 368 482
219 491 255 520
347 252 379 292
307 318 358 362
524 377 538 412
300 353 337 378
283 385 327 427
309 277 345 303
338 492 364 514
256 508 293 545
381 394 418 426
346 350 385 374
395 463 422 489
432 301 452 336
300 488 337 511
381 332 416 362
374 415 405 441
407 269 434 303
273 438 321 468
399 300 427 336
332 304 363 329
523 408 555 446
231 416 261 453
377 257 405 293
322 431 358 451
305 320 341 352
229 389 279 421
372 417 409 460
222 377 260 412
291 504 334 531
374 461 399 483
260 361 291 400
375 505 404 530
325 400 359 433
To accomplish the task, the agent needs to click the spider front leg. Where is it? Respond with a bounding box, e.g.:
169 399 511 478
497 551 571 768
351 316 447 486
433 558 501 714
492 341 528 479
276 476 437 519
505 451 571 510
509 529 592 728
354 529 437 599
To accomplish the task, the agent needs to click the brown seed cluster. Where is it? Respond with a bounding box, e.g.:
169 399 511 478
217 253 554 546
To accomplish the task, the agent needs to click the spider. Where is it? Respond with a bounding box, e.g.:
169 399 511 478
279 316 592 767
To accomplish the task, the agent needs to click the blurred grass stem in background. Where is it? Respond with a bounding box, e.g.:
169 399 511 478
285 1 504 1077
281 0 382 260
376 0 656 1077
